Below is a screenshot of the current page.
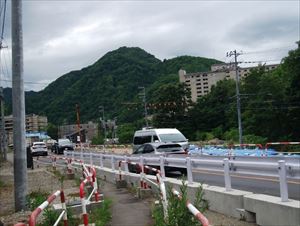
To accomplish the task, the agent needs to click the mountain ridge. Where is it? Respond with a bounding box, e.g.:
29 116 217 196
4 46 222 124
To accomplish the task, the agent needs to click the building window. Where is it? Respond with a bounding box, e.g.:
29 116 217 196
186 80 190 83
196 83 201 86
196 79 201 82
196 87 202 90
203 82 208 85
203 78 208 81
204 86 208 89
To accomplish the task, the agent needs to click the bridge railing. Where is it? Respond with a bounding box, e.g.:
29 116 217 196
65 151 300 202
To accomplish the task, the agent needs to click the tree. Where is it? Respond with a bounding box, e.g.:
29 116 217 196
152 83 192 134
46 123 58 140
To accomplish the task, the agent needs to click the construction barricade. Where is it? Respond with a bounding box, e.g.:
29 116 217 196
172 188 210 226
14 190 68 226
79 165 101 226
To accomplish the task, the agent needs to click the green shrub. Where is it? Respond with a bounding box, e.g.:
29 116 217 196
26 191 49 211
153 181 208 226
89 198 112 226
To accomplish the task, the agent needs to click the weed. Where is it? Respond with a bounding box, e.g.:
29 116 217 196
0 179 5 188
89 198 112 226
26 191 49 211
152 180 208 226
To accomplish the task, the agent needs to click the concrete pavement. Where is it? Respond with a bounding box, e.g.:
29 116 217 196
101 181 154 226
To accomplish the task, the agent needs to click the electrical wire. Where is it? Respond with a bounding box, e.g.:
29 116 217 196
242 46 295 55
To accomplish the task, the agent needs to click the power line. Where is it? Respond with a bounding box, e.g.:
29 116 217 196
0 79 49 85
242 46 295 55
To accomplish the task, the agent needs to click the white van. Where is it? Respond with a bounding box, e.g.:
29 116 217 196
133 128 189 151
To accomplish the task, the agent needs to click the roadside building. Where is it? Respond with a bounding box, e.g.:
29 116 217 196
179 63 279 102
4 114 48 145
58 121 98 143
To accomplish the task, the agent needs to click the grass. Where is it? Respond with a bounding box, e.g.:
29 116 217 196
89 198 113 226
0 179 5 188
152 180 208 226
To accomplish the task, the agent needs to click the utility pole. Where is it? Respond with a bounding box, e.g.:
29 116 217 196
12 0 27 211
0 0 8 161
138 86 148 127
76 104 82 150
98 106 106 142
227 50 243 144
0 87 7 161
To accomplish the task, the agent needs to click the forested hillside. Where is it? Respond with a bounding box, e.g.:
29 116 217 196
3 46 220 125
4 44 299 143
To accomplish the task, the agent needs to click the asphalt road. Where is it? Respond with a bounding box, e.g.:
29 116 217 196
39 152 300 201
191 169 300 200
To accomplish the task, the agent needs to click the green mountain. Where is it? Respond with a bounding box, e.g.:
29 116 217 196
4 46 221 125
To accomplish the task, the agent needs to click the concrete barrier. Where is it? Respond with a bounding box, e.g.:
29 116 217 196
92 165 300 226
244 194 300 226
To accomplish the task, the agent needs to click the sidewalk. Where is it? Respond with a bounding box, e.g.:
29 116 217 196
101 182 154 226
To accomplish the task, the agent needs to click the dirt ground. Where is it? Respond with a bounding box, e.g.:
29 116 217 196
0 154 258 226
0 160 78 226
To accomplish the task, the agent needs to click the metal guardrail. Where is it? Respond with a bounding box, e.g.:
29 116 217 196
65 151 300 202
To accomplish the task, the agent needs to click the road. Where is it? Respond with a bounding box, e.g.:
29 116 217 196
38 152 300 201
192 169 300 200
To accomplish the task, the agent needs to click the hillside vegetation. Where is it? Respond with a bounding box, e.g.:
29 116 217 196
3 44 300 143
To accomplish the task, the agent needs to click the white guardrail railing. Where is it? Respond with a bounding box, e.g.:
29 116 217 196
64 151 300 202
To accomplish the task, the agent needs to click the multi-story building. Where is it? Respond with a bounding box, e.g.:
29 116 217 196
4 114 48 145
179 63 279 102
58 121 98 143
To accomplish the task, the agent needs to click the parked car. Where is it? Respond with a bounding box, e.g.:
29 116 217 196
30 141 48 156
51 139 74 154
129 142 187 174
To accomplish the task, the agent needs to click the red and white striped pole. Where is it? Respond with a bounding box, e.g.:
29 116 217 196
172 188 210 226
60 190 68 226
90 167 100 202
80 177 90 226
29 190 67 226
66 158 73 174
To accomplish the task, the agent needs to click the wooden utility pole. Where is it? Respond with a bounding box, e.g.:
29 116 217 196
12 0 27 211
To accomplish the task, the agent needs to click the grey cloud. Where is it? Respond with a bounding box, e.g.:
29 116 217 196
2 1 299 91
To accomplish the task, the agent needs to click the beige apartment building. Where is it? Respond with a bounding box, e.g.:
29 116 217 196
179 63 279 102
4 114 48 145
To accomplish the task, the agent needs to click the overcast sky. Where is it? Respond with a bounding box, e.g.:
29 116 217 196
0 0 299 91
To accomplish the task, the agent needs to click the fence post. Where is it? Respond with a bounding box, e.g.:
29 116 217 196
89 152 93 166
159 156 166 179
100 154 103 168
140 156 146 188
111 155 115 171
124 156 129 175
80 151 83 161
278 160 289 202
223 158 232 191
186 157 193 184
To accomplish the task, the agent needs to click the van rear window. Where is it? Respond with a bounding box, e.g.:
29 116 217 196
134 136 152 145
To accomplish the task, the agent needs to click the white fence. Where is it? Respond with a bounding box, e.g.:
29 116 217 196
65 151 300 202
